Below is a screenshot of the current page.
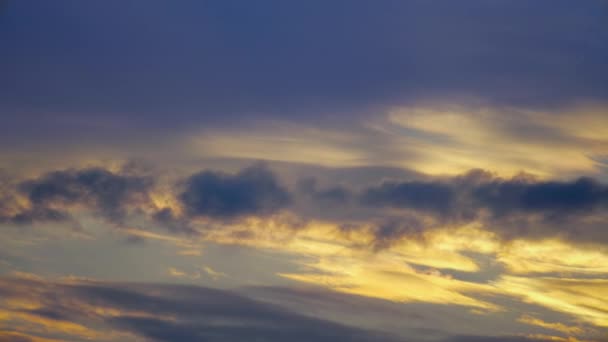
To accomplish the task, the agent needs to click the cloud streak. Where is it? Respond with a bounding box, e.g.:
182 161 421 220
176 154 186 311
0 275 402 342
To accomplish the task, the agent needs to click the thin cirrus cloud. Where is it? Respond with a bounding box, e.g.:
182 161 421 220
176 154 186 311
0 275 402 342
0 274 597 342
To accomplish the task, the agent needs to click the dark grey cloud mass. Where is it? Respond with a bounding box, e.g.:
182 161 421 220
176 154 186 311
361 181 454 215
0 0 606 143
0 167 152 225
3 207 68 226
19 167 153 222
359 171 608 219
473 176 608 216
180 164 291 219
357 170 608 243
2 164 608 244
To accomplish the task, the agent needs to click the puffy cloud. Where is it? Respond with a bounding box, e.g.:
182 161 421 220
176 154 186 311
359 171 608 219
0 206 67 226
356 171 608 243
179 164 291 219
361 180 454 215
0 167 153 228
3 163 608 245
472 177 608 216
19 167 153 222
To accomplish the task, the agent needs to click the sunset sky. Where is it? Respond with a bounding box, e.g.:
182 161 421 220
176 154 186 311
1 1 608 341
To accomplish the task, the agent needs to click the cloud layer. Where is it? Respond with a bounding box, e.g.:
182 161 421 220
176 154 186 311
3 164 608 246
0 275 401 342
1 1 607 145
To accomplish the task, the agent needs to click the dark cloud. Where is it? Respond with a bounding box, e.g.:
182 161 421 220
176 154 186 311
180 164 291 219
0 167 152 227
361 181 454 215
3 164 608 244
0 276 403 342
18 167 153 223
473 176 608 216
369 218 427 250
151 207 195 234
0 173 69 225
1 1 606 144
0 205 68 226
355 170 608 244
110 311 395 342
358 171 608 220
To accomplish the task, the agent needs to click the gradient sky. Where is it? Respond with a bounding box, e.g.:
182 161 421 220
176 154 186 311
1 1 608 341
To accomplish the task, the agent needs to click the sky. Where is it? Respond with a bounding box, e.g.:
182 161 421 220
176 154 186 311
1 1 608 341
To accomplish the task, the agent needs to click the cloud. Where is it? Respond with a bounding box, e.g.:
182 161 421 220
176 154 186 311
0 173 69 225
3 163 608 246
361 180 454 215
0 331 62 342
356 170 608 243
0 166 154 230
0 206 68 226
0 275 402 342
358 170 608 219
17 167 153 223
179 163 291 219
1 1 607 146
494 276 608 328
472 176 608 216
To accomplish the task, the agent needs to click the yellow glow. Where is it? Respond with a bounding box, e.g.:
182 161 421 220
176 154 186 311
0 331 63 342
121 227 206 255
518 315 586 335
202 266 226 280
0 308 103 340
280 252 498 309
494 276 608 327
498 239 608 275
198 217 608 331
386 105 608 177
192 124 365 167
523 334 588 342
168 267 188 277
113 213 608 332
181 104 608 178
149 189 183 216
178 249 203 256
